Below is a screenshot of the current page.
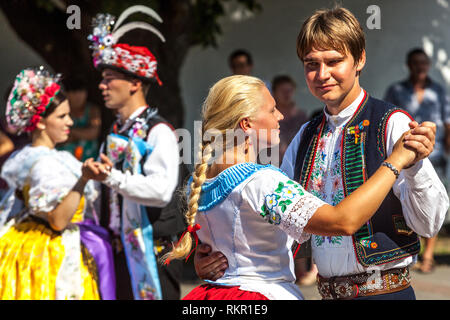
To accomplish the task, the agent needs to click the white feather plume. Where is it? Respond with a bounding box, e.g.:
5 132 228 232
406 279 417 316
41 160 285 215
113 5 163 31
112 22 166 43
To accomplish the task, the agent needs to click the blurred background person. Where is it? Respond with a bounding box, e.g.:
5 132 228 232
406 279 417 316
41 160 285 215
273 75 308 161
57 74 101 161
0 130 13 159
228 49 253 76
272 74 314 285
384 47 450 274
228 49 271 92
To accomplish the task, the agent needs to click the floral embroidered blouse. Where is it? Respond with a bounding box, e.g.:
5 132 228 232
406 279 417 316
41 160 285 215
194 163 326 300
1 145 98 218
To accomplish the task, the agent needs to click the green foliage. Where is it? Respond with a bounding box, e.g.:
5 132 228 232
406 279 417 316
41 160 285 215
191 0 262 47
34 0 58 12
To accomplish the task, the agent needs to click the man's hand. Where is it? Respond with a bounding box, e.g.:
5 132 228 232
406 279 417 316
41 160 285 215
403 121 436 165
194 244 228 281
99 153 114 169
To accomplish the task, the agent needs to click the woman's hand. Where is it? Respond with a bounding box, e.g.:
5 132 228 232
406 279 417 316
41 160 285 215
389 130 417 170
81 158 111 182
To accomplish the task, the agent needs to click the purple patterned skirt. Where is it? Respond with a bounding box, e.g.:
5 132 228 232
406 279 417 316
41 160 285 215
78 219 116 300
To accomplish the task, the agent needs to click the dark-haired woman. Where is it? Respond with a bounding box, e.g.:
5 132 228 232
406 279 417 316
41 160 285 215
0 67 114 300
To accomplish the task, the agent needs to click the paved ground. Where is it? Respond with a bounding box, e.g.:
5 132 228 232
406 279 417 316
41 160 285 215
180 234 450 300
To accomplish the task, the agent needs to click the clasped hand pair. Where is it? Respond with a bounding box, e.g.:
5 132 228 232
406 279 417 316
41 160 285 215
400 120 436 167
81 153 114 182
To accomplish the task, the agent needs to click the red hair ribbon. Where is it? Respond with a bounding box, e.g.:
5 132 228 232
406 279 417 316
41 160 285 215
164 223 201 266
184 224 201 261
293 243 301 259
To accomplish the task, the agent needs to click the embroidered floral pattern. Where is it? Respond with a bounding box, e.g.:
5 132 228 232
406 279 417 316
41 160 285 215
104 110 162 300
308 124 346 247
107 126 148 175
126 228 140 251
55 225 83 300
124 211 142 258
108 191 121 235
130 119 149 140
260 180 304 225
122 207 161 300
125 144 138 168
139 280 157 300
107 141 127 163
88 12 163 85
314 235 343 246
28 186 70 213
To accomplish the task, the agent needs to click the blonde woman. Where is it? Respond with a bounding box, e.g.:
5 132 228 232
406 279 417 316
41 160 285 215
164 75 435 300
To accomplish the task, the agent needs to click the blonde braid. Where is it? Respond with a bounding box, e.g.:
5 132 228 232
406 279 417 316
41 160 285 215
161 142 212 263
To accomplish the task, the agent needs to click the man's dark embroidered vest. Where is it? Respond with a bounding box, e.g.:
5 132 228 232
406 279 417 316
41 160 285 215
100 107 186 240
294 93 420 266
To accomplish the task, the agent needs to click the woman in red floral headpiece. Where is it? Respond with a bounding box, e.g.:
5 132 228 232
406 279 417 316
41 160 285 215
0 67 115 300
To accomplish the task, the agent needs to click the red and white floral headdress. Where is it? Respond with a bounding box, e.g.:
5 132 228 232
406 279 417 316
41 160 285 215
88 5 165 85
6 67 62 134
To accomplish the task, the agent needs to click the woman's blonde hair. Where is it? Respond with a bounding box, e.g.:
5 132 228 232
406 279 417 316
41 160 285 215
162 75 266 263
296 7 365 65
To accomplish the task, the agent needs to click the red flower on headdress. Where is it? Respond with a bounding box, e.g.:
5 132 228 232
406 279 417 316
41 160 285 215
40 94 50 109
44 83 60 98
36 105 46 114
25 114 42 132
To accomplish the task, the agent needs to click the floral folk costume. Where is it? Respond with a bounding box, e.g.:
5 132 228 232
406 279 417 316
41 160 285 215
182 163 326 300
89 6 182 300
281 89 448 299
0 67 115 300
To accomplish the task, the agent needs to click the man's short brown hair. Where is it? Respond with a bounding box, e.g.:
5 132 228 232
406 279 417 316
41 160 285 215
296 7 365 65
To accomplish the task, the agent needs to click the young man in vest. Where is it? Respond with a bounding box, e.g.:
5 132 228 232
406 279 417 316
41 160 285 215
85 9 184 300
194 7 448 300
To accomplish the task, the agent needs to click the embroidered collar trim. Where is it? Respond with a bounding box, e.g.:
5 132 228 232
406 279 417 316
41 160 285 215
188 162 285 212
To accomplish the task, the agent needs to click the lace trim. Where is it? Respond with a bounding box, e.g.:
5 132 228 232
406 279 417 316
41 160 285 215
281 193 325 243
